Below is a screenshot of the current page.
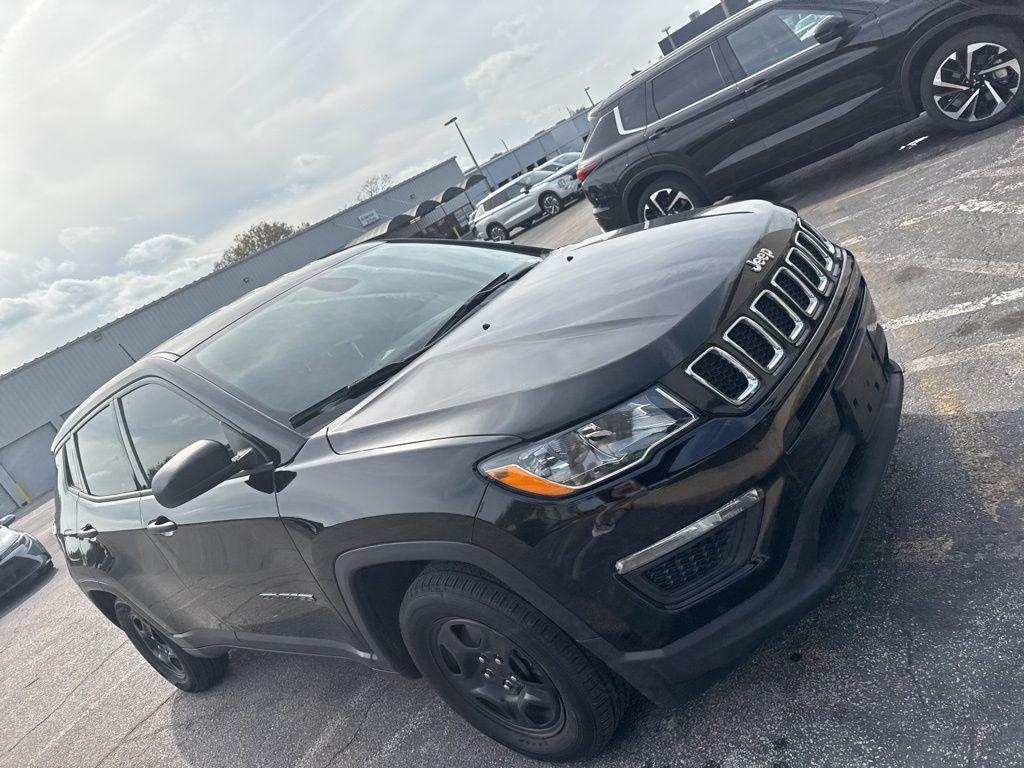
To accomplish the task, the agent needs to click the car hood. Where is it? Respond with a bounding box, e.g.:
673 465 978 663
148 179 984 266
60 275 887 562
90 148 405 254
327 200 798 455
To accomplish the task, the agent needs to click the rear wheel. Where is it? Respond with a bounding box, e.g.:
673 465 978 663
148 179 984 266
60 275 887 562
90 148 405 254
634 174 707 223
115 601 228 692
921 28 1023 132
486 222 510 241
400 568 630 762
540 192 563 217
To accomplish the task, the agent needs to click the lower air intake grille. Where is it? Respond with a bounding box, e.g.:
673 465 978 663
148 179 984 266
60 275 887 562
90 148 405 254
687 348 758 404
641 518 738 594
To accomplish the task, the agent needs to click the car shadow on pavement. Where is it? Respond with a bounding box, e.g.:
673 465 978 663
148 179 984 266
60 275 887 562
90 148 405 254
158 407 1024 768
747 113 1024 212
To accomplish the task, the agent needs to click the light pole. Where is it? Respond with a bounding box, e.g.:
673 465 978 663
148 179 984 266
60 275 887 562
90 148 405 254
584 87 595 107
720 0 731 17
445 116 492 192
662 26 675 51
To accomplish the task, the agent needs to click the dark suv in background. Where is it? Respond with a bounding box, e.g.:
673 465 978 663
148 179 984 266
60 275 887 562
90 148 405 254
579 0 1024 230
52 205 902 761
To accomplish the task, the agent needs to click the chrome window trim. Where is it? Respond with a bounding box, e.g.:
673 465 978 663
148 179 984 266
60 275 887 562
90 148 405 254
751 290 806 344
615 488 764 575
686 347 760 406
772 267 821 318
724 318 785 372
615 41 824 138
786 246 832 296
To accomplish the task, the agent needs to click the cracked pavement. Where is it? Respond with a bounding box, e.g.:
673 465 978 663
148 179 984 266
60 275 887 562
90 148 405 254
2 114 1024 767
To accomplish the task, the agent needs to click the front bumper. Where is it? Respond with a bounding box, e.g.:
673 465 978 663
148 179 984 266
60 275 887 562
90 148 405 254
603 357 903 705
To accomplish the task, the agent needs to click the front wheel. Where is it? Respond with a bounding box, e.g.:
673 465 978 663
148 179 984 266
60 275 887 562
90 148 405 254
400 568 630 762
539 192 563 217
634 174 707 223
921 27 1024 132
115 601 228 692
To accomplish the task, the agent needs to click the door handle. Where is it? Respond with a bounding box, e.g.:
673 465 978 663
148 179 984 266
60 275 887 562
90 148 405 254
76 525 98 540
146 518 178 536
648 126 670 140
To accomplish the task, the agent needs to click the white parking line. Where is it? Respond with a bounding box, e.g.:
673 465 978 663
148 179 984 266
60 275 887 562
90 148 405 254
885 286 1024 330
900 199 1024 228
905 335 1024 373
857 253 1024 280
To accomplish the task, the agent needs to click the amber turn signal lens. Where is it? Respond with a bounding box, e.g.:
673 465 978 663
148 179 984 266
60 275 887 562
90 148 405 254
484 465 575 498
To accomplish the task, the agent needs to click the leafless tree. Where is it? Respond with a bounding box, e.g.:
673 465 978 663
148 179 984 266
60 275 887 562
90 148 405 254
214 220 310 270
356 173 394 202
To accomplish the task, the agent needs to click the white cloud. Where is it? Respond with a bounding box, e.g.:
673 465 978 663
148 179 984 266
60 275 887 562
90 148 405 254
121 233 197 268
463 44 541 95
58 225 117 255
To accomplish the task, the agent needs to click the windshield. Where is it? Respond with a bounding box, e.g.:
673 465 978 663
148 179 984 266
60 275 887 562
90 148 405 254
545 153 580 169
517 170 551 186
0 527 19 552
189 242 540 421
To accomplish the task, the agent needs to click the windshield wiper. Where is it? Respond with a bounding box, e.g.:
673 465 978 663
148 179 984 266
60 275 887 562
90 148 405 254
289 264 535 428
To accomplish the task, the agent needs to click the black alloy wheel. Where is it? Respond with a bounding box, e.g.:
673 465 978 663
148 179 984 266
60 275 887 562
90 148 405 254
114 600 228 692
923 29 1023 131
487 222 510 241
400 568 630 762
540 193 563 217
635 174 707 223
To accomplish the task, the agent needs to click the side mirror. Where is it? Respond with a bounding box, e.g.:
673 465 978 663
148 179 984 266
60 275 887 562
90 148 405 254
0 514 14 527
152 439 261 509
814 17 853 45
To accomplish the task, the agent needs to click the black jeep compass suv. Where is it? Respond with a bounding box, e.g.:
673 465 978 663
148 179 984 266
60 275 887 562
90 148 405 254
52 203 903 761
579 0 1024 230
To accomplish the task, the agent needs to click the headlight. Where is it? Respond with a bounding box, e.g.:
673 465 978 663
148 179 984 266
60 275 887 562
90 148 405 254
480 387 698 497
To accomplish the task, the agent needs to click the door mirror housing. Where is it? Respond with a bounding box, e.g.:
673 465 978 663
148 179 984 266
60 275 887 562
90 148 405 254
0 514 14 527
152 439 261 508
814 17 853 45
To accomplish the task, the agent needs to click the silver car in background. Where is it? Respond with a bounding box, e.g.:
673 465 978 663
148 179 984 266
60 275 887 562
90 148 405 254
470 153 582 240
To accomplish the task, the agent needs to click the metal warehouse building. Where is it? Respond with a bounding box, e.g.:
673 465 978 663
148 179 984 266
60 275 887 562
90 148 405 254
0 157 482 516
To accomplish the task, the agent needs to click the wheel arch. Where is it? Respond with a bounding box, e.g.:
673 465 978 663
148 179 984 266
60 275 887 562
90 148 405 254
333 542 611 680
622 163 710 225
899 10 1024 115
86 588 120 626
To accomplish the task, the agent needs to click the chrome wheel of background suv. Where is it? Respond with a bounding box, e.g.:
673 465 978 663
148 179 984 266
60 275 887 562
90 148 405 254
932 43 1021 122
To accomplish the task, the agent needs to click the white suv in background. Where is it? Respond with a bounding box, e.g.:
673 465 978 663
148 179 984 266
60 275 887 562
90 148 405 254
470 153 582 240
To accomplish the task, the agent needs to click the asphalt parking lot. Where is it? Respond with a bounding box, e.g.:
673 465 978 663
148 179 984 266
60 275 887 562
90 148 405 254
3 114 1024 768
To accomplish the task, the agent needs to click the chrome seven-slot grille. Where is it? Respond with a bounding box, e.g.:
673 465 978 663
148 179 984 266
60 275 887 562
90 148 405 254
686 220 844 405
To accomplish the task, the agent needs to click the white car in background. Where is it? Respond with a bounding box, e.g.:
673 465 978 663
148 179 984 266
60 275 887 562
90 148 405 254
470 154 583 241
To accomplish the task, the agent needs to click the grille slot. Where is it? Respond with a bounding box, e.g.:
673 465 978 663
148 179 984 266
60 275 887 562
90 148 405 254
786 247 831 295
641 517 739 594
772 268 820 317
725 318 784 372
795 230 835 275
686 348 759 404
752 290 805 343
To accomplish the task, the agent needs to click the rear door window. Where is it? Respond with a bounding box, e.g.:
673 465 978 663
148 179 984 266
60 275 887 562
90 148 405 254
582 87 648 156
75 405 137 497
651 47 726 118
726 8 843 76
481 190 510 211
120 384 225 484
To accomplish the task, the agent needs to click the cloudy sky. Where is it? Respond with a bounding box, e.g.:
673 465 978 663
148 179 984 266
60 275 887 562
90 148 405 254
0 0 703 374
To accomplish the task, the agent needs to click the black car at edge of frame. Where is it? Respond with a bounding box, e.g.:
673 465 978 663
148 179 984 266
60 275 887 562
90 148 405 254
52 202 903 761
578 0 1024 229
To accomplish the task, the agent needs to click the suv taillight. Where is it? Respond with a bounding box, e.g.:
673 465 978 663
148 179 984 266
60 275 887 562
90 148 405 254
577 157 602 183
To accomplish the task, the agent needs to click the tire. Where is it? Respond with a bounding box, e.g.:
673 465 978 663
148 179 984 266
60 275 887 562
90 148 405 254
400 568 630 762
539 192 563 218
634 174 707 223
921 27 1024 133
115 601 228 692
486 223 510 241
